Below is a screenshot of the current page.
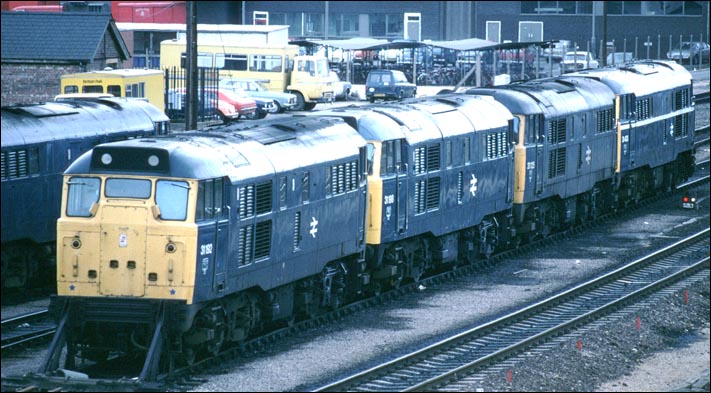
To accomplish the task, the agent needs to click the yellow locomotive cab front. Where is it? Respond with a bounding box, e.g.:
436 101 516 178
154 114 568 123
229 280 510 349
57 175 197 303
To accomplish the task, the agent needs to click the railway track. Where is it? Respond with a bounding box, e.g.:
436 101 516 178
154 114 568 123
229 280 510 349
314 229 710 392
695 91 710 104
1 310 54 350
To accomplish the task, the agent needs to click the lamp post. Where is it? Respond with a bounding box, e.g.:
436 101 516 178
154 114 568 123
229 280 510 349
591 1 596 60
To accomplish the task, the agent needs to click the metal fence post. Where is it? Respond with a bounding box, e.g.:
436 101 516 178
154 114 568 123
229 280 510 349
646 36 650 60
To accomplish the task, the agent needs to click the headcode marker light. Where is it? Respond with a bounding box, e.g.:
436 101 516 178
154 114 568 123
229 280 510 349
148 155 160 167
101 153 112 165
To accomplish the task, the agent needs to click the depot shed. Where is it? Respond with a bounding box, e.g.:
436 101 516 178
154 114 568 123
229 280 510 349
1 11 130 105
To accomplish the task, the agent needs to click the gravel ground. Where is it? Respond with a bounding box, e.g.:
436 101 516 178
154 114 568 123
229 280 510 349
464 277 710 392
185 193 709 392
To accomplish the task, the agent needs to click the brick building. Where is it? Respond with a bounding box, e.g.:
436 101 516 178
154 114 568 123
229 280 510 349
1 11 130 105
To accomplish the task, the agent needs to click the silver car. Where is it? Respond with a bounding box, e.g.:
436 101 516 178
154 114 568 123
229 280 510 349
329 71 353 101
666 42 710 64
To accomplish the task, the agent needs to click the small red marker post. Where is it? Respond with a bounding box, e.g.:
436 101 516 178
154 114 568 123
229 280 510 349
635 316 641 331
507 369 513 384
577 339 583 351
683 290 689 305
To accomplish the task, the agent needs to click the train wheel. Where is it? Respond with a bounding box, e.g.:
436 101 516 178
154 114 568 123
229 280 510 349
511 235 522 250
233 292 262 340
206 306 226 356
182 304 227 362
181 348 196 366
368 281 382 297
1 244 32 292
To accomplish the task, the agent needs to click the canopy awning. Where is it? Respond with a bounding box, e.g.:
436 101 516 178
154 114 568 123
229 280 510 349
291 37 556 53
425 38 499 51
290 37 389 51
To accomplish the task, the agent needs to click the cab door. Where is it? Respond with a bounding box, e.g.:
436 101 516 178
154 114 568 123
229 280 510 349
195 178 229 299
533 115 545 195
379 139 406 239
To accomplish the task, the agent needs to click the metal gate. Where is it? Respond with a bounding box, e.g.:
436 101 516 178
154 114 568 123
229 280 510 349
163 66 221 122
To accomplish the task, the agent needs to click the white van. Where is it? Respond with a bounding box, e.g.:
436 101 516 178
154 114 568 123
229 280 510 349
606 52 635 65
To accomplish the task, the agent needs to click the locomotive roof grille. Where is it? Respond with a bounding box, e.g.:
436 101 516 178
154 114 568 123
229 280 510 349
617 66 660 76
91 145 170 174
434 96 465 106
2 104 79 118
237 127 296 145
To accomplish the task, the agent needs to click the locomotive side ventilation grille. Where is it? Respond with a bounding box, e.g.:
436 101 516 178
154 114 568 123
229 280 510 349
254 221 271 259
414 177 441 214
240 181 273 218
414 147 426 174
596 109 614 133
256 181 272 214
427 144 441 172
238 220 272 264
413 144 441 175
457 172 464 204
328 160 358 196
673 89 689 111
239 185 255 218
635 97 652 120
293 212 301 250
548 147 567 179
238 225 253 265
1 148 39 180
674 114 687 138
486 131 509 159
548 119 566 144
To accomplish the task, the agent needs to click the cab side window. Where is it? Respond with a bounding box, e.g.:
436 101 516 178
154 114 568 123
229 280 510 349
196 178 225 221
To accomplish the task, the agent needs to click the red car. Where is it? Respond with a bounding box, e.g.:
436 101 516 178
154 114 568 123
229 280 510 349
207 88 257 121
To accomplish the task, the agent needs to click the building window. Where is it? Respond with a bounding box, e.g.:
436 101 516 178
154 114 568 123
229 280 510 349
329 13 360 37
521 1 702 15
370 13 402 37
305 13 324 36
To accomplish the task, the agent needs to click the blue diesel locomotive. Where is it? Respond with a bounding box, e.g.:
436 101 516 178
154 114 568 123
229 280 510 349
1 97 169 292
41 60 696 380
464 59 695 241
